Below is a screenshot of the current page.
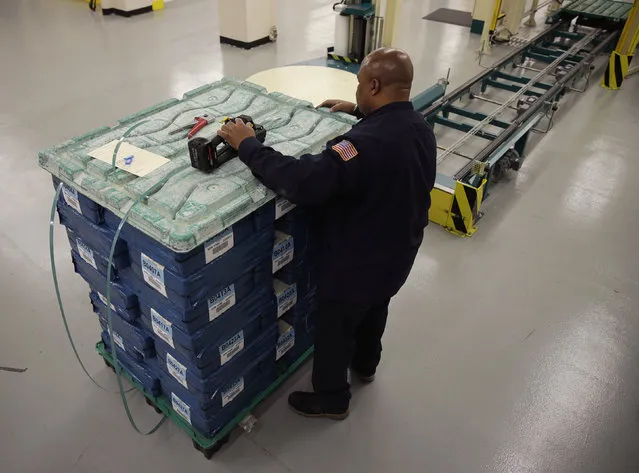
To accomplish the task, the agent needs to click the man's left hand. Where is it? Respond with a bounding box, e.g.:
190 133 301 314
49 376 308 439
217 118 256 150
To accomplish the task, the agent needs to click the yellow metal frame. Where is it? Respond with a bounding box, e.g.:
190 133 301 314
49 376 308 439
490 0 505 32
602 0 639 89
429 179 488 237
83 0 164 11
328 53 359 63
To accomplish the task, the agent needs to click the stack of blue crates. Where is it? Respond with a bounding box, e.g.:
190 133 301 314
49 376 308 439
53 176 162 397
272 199 320 367
54 178 316 438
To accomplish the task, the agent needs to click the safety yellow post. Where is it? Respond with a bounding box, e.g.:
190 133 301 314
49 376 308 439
477 0 503 54
489 0 504 32
602 0 639 89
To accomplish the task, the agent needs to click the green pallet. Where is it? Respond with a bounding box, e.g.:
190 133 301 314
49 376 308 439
560 0 632 20
96 341 314 457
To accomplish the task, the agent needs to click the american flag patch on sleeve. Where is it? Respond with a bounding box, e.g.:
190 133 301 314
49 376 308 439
331 140 358 161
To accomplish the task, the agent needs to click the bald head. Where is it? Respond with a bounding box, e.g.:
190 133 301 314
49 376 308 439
355 48 414 115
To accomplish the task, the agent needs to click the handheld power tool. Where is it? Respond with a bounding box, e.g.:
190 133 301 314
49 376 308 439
188 115 266 173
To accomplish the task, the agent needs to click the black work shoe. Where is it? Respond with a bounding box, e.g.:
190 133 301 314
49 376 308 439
356 372 375 383
288 391 350 420
351 368 375 384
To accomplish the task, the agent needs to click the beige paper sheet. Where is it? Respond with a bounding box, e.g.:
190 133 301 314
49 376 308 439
89 140 169 177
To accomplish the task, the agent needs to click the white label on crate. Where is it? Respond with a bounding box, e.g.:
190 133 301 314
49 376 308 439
166 352 188 389
272 234 294 273
62 185 83 214
276 328 296 361
151 308 174 348
275 197 296 220
221 377 245 407
112 331 126 352
219 330 244 366
141 253 167 297
204 228 234 264
97 292 117 311
207 284 236 322
171 392 192 425
76 238 97 270
277 283 298 318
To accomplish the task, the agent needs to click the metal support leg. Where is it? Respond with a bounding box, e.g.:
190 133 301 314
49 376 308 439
514 131 530 155
525 0 540 26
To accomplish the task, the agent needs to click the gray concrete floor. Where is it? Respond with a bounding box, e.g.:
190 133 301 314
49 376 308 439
2 0 639 472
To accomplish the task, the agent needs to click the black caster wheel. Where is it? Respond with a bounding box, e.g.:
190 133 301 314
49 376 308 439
193 434 230 460
144 397 162 415
103 358 115 373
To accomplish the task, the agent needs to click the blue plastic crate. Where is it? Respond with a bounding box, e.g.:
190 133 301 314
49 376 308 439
141 287 275 357
168 357 276 437
99 321 154 362
277 321 314 368
282 310 315 339
280 331 314 368
135 257 273 334
284 289 318 330
155 321 277 392
101 332 162 396
279 302 315 369
275 320 295 361
89 290 139 323
71 250 139 311
103 201 276 277
153 304 277 382
67 228 129 277
127 227 274 307
94 301 153 354
273 279 297 318
57 203 127 257
92 297 155 360
272 231 295 274
52 176 104 224
160 338 276 414
275 209 317 264
276 262 319 299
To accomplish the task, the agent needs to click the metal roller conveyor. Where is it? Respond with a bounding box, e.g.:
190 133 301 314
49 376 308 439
420 19 620 237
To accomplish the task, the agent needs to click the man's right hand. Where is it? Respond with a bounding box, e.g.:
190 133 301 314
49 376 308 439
317 99 357 114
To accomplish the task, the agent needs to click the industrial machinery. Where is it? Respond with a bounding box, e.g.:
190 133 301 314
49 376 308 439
550 0 638 89
416 3 633 236
330 0 383 63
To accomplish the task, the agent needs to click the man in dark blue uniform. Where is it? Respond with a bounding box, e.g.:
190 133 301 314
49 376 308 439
218 48 436 419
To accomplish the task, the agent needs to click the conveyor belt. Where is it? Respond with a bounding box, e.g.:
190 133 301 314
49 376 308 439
421 23 619 236
561 0 632 20
551 0 633 26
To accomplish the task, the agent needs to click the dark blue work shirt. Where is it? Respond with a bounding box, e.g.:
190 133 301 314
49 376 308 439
239 101 437 304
